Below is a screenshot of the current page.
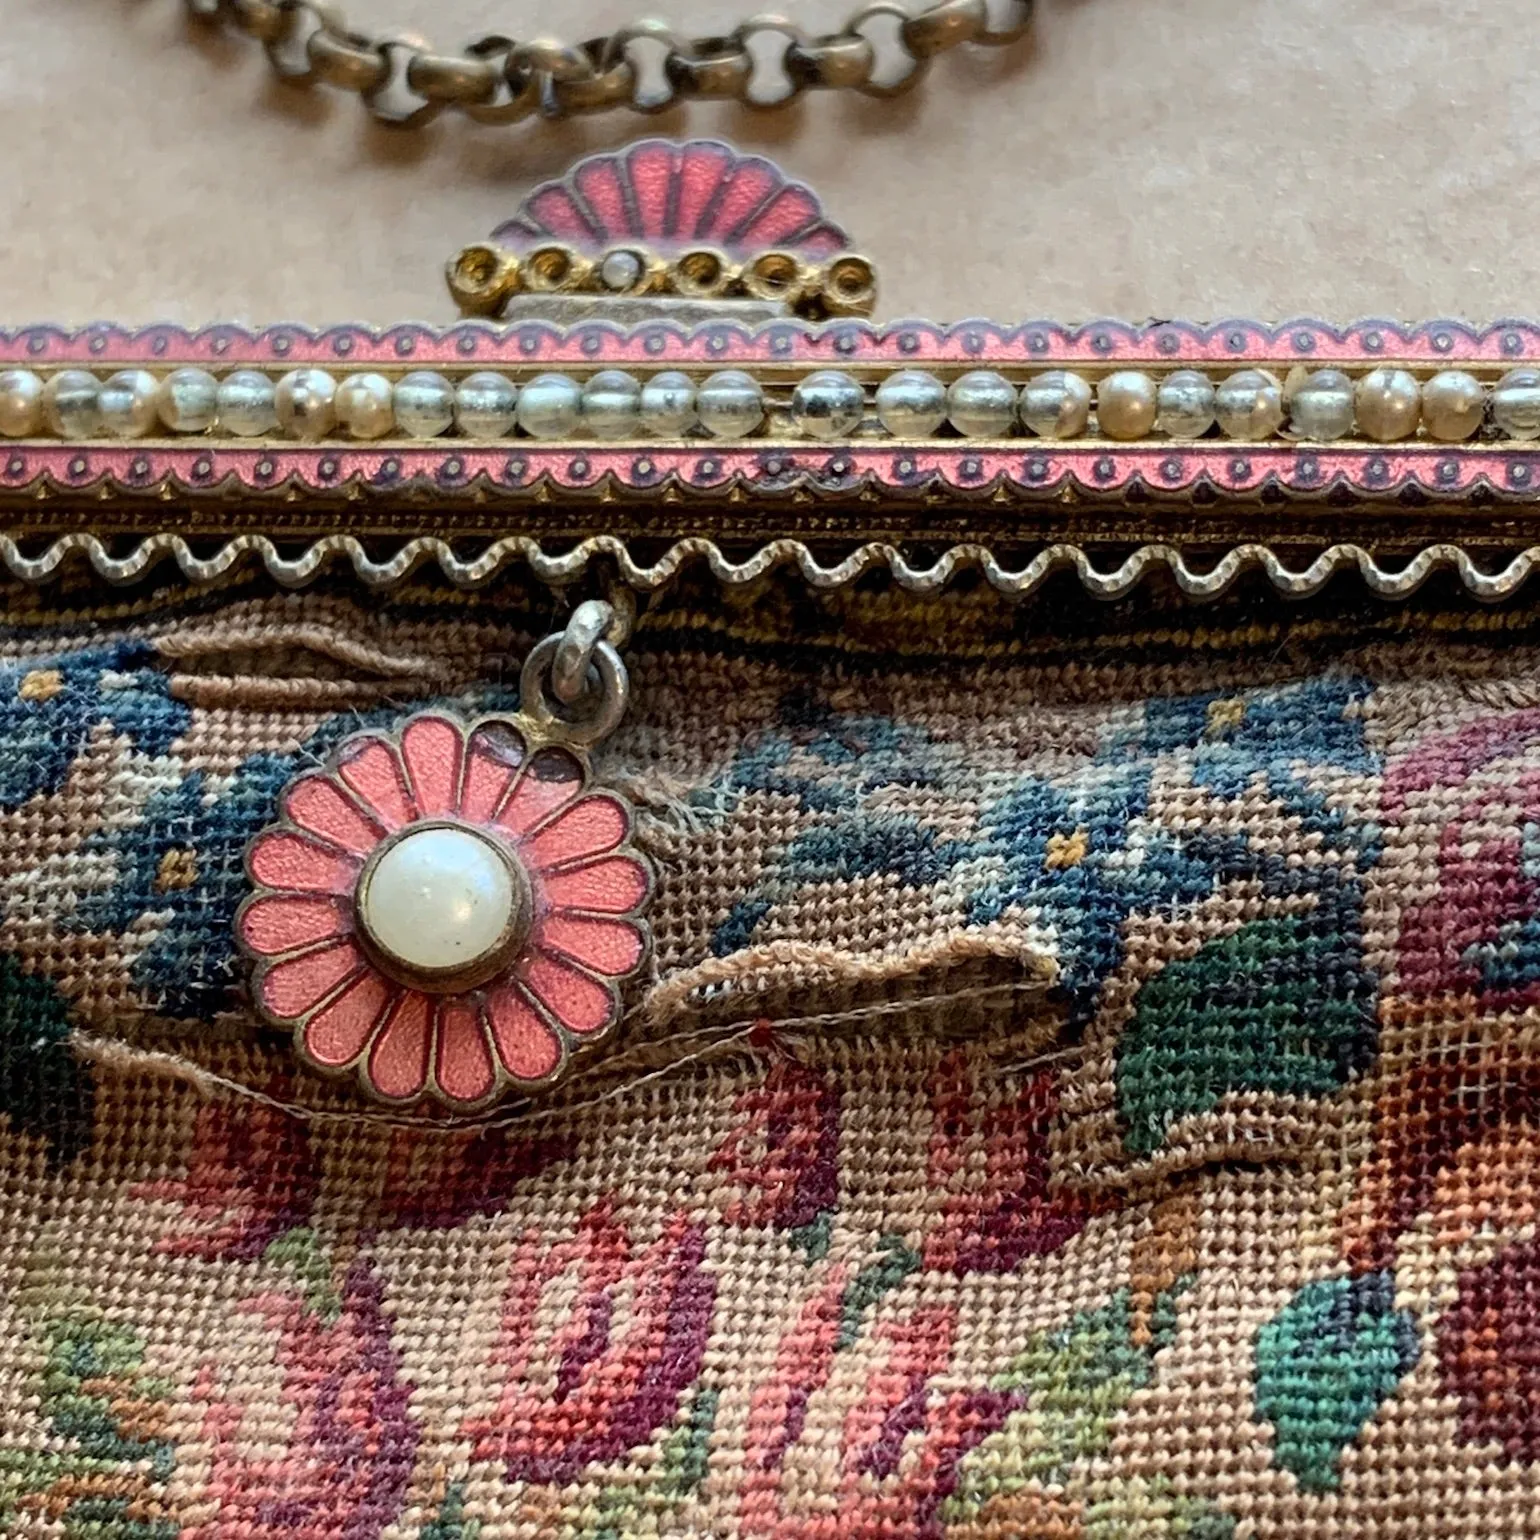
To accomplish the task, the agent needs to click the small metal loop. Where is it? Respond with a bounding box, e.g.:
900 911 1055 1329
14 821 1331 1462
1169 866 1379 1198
973 0 1035 46
552 599 619 706
664 35 753 100
900 0 986 60
306 25 390 92
224 0 292 44
548 39 639 116
600 21 683 113
785 32 876 92
262 0 345 84
362 36 446 126
730 14 808 108
845 3 931 98
405 48 498 106
456 36 543 124
511 38 597 82
521 632 630 749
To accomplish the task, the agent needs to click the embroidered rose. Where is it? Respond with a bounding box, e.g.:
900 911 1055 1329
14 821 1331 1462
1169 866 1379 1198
238 713 651 1109
460 1200 715 1484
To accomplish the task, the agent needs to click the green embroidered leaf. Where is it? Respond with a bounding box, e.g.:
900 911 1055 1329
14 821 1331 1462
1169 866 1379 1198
423 1483 481 1540
0 955 94 1168
1254 1272 1420 1492
660 1386 719 1499
1084 1477 1237 1539
788 1210 833 1262
0 1314 178 1538
263 1227 343 1323
1117 905 1377 1156
581 1385 720 1540
40 1316 175 1476
837 1235 921 1349
945 1278 1193 1520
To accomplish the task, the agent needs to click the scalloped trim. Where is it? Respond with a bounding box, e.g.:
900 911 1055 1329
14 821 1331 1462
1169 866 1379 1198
2 534 1536 602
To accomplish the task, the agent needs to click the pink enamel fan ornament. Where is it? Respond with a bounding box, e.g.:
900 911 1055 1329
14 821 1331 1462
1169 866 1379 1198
491 137 851 261
447 138 872 319
236 609 652 1110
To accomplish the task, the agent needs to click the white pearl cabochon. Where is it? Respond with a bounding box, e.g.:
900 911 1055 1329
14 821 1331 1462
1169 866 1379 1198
359 824 519 976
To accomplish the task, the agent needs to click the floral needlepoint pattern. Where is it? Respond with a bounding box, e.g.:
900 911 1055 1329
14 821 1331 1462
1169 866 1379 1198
238 711 652 1108
22 598 1540 1536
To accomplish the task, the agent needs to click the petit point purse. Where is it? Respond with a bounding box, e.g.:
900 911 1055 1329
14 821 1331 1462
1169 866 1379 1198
3 5 1540 1534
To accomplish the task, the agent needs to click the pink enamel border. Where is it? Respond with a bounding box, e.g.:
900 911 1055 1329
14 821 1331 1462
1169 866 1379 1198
5 439 1540 503
5 317 1540 370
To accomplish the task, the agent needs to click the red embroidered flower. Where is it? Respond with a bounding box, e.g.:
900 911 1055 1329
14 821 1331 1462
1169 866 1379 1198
237 712 651 1108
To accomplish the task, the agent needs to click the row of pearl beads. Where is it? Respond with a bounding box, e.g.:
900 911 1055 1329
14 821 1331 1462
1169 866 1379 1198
4 362 1540 445
0 367 761 442
930 366 1534 444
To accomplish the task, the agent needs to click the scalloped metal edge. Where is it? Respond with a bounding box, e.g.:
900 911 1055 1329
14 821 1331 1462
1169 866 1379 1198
2 533 1537 603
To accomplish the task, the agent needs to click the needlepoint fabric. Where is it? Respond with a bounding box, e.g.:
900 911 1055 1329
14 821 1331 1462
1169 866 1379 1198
1 580 1539 1537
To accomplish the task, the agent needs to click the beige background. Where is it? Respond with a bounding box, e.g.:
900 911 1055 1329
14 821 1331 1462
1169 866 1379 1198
0 0 1524 327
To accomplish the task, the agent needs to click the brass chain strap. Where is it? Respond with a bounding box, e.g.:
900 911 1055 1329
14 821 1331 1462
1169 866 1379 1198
183 0 1034 127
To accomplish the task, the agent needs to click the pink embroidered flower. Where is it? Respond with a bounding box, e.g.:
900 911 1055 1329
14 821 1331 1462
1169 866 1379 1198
459 1199 715 1484
238 712 652 1108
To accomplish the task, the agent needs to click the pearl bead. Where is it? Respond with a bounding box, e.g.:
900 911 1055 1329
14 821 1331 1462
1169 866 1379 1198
639 371 698 437
217 370 279 437
360 825 519 980
42 371 102 439
581 371 642 439
1020 371 1092 439
1155 370 1215 439
0 369 43 437
875 370 947 437
697 370 764 438
792 370 865 439
98 370 161 438
1096 371 1158 440
275 369 338 441
1355 367 1421 442
517 373 583 439
1491 368 1540 439
455 372 518 438
1285 368 1355 441
947 370 1016 437
156 368 219 434
599 249 646 293
1215 369 1284 440
1421 370 1485 442
393 372 455 438
335 372 396 440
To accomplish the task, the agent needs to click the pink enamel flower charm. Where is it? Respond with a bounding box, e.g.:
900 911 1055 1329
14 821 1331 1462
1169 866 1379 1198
237 710 652 1109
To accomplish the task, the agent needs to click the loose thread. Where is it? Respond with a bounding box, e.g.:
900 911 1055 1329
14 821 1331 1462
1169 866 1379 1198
68 977 1051 1131
71 1025 762 1132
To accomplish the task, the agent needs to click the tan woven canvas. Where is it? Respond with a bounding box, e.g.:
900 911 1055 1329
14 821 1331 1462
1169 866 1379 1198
0 576 1537 1537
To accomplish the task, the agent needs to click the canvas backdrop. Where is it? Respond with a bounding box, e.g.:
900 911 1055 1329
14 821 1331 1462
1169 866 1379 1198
0 0 1518 327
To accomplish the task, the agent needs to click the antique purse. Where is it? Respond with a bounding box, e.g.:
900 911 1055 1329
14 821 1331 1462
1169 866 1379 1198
3 7 1540 1532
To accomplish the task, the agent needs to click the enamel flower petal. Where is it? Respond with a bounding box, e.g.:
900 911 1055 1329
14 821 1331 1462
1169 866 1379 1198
237 705 652 1111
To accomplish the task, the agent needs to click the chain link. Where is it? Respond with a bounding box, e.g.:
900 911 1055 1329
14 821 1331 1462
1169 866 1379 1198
184 0 1034 126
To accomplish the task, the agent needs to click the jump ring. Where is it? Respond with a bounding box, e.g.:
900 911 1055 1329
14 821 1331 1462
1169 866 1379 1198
521 633 630 747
